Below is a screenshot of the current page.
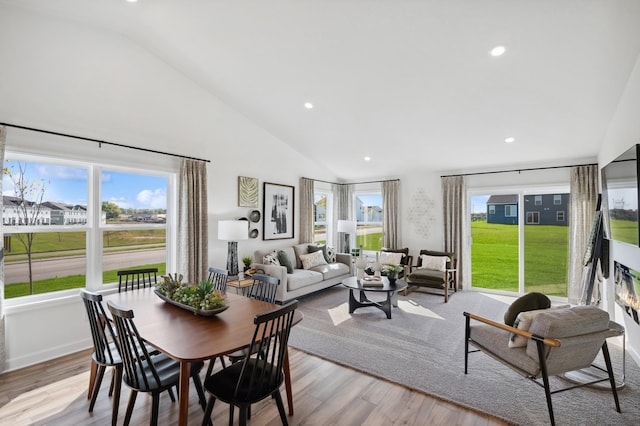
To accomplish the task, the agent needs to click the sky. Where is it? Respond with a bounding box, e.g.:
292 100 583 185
3 159 167 210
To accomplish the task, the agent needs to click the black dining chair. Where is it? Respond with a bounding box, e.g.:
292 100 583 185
80 290 123 426
201 301 298 426
207 266 228 293
106 300 208 426
117 267 158 292
204 266 230 377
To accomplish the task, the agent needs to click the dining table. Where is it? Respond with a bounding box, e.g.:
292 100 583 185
103 287 302 426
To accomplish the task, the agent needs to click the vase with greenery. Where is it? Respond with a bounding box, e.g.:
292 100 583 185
383 264 403 283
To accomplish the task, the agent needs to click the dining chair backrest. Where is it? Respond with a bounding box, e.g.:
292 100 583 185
117 267 158 293
80 289 119 365
207 266 229 293
107 301 162 391
234 300 298 401
245 274 280 304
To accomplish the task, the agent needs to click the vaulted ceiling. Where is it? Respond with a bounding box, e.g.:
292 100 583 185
3 0 640 180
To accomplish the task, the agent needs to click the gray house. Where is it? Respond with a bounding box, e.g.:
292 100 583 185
487 195 518 225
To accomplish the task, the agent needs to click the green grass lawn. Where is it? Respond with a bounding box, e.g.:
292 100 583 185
609 218 639 246
471 222 568 296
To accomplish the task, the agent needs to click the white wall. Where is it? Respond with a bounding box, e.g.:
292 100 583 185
598 53 640 365
0 7 337 370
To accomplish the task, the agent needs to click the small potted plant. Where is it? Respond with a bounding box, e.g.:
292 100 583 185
242 256 253 272
383 264 403 283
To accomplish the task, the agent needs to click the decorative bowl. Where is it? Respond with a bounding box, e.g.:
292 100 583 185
154 290 229 317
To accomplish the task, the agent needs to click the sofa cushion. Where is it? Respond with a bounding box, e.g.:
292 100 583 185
379 251 404 266
326 246 337 263
408 268 445 287
300 250 327 269
287 269 324 291
504 292 551 326
419 254 448 272
311 262 350 280
263 250 280 266
277 250 294 273
293 243 311 269
382 248 410 265
308 244 331 263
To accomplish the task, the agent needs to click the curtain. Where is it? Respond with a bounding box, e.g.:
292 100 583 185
299 178 315 243
568 165 599 304
442 175 465 290
382 180 400 248
332 183 353 253
177 159 209 283
0 125 6 372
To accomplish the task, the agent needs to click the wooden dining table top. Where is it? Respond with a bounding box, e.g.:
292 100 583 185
103 287 300 362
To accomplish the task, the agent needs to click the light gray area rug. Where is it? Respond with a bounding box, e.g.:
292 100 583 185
288 286 640 426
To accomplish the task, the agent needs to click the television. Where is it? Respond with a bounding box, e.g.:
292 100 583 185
602 144 640 247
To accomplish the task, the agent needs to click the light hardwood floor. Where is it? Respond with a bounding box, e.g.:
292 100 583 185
0 348 511 426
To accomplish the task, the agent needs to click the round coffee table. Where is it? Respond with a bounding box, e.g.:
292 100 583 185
342 276 407 319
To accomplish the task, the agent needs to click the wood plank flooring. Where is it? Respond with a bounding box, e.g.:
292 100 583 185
0 348 511 425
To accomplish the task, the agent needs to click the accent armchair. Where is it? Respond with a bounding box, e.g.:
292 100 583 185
404 249 457 302
464 305 622 425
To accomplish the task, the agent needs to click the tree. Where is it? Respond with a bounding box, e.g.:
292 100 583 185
102 201 121 221
3 160 48 295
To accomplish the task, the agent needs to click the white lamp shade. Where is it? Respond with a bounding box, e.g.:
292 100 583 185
337 220 357 234
218 220 248 241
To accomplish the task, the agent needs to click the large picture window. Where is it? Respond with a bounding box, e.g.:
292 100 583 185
354 188 383 252
2 155 171 300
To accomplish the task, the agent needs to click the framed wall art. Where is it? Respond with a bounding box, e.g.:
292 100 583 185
238 176 259 207
263 182 295 240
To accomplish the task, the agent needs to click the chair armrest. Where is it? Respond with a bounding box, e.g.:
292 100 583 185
464 312 561 348
336 253 352 266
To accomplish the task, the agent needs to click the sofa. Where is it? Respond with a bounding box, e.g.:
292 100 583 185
253 243 352 303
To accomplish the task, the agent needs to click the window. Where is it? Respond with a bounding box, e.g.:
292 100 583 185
489 205 495 214
527 211 540 224
313 192 328 244
557 211 565 221
354 186 383 252
505 205 517 217
2 155 172 300
554 194 562 205
535 195 542 205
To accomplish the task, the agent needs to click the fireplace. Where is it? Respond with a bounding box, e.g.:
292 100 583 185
614 261 640 324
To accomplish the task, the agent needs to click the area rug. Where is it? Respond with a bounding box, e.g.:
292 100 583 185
288 286 640 425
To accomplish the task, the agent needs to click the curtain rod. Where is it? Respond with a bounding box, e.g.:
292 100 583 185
0 122 211 163
304 177 400 185
440 162 597 178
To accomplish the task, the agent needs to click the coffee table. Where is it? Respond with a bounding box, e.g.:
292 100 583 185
343 276 407 319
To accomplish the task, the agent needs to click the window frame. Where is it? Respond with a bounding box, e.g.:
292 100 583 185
3 150 176 307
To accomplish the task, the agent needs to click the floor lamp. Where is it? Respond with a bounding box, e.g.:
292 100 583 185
218 220 248 278
337 220 357 254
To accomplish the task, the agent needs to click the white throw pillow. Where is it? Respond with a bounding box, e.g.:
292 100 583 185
299 250 328 269
263 250 281 266
508 304 571 348
419 254 449 272
379 251 404 266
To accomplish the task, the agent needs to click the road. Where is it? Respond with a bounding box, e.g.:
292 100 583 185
4 247 165 284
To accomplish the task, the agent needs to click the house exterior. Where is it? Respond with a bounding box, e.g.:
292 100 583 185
2 196 51 226
487 195 518 225
487 194 569 226
42 202 88 225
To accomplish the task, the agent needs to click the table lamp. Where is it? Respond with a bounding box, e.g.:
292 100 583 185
218 219 248 277
337 220 357 254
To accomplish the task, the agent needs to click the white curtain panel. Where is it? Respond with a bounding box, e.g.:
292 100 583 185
442 175 466 289
177 159 209 283
568 165 599 304
382 180 400 249
332 183 353 253
299 178 315 243
0 125 6 372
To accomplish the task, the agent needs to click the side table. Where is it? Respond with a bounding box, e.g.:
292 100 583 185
226 278 253 295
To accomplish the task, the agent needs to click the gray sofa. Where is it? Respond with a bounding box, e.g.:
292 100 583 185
253 243 352 303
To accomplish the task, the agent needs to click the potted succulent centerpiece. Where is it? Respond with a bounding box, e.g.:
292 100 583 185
383 264 403 283
155 273 227 316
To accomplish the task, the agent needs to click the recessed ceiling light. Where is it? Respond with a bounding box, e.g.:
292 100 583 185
126 0 138 3
304 102 313 109
364 156 371 162
504 137 515 143
490 46 506 57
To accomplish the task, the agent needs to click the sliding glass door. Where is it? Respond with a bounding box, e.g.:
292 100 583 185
470 190 569 297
